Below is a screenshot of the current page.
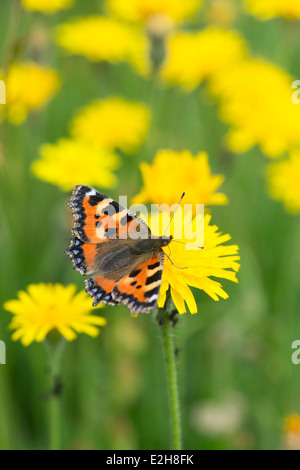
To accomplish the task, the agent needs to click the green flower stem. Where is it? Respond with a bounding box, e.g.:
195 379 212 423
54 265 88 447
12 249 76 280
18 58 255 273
156 300 182 450
2 0 22 72
49 385 60 451
44 337 65 451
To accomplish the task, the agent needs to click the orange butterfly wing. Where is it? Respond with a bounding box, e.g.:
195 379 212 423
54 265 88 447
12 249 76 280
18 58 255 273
66 185 164 314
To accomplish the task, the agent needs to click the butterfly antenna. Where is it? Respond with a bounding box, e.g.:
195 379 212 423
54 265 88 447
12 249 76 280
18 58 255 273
164 251 187 270
163 191 186 237
171 240 204 249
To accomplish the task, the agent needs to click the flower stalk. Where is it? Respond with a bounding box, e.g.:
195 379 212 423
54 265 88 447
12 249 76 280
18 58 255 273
44 336 65 450
156 296 182 450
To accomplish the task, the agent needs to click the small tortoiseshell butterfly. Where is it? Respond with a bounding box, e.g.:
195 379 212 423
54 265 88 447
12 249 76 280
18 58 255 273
65 185 172 315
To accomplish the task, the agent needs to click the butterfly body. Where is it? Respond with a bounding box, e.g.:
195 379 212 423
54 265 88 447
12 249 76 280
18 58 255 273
66 185 172 315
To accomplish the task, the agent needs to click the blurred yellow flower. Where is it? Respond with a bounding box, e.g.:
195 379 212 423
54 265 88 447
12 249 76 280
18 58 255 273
160 28 247 91
22 0 73 13
210 58 300 158
283 414 300 450
245 0 300 20
70 97 151 154
205 0 237 27
4 283 107 346
106 0 201 24
31 138 120 191
1 61 60 124
132 149 228 206
267 151 300 213
147 210 240 314
56 16 150 74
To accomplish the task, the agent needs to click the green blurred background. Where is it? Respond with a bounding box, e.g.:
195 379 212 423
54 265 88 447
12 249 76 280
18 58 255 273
1 0 300 450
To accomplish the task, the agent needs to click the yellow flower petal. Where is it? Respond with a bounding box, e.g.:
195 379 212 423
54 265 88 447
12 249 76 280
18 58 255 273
70 97 150 154
4 283 106 346
267 151 300 213
22 0 74 13
160 28 247 91
210 58 300 158
245 0 300 20
133 149 228 208
1 61 60 125
31 138 120 192
56 16 150 74
106 0 201 24
144 210 240 313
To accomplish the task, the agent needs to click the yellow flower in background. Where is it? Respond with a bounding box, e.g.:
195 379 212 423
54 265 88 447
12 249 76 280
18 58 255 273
267 151 300 213
132 149 228 206
106 0 201 24
4 284 107 346
205 0 238 28
210 59 300 158
2 62 60 124
146 210 240 314
70 97 151 154
31 138 120 191
160 28 246 91
56 16 150 74
245 0 300 20
22 0 73 13
283 414 300 450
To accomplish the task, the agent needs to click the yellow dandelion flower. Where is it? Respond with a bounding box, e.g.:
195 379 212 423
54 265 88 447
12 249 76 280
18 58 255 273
210 58 300 158
106 0 201 24
160 28 247 91
145 210 240 314
31 138 120 192
22 0 74 14
132 149 228 207
1 61 60 125
245 0 300 20
3 283 107 346
267 151 300 213
283 414 300 450
70 97 151 154
56 16 150 75
205 0 237 28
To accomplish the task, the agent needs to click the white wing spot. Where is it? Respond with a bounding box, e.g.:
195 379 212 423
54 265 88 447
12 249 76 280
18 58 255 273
85 189 97 196
148 294 158 303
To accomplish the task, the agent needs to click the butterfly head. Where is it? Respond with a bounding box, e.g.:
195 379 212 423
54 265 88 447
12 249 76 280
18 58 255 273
160 235 173 247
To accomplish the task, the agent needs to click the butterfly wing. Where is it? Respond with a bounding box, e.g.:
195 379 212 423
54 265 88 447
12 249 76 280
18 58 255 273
66 185 164 313
112 253 164 315
85 276 120 307
85 252 164 314
67 184 150 243
66 184 150 273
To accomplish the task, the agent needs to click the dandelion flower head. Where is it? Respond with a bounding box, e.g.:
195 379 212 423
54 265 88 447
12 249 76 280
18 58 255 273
106 0 201 24
56 16 150 74
22 0 74 13
4 283 107 346
245 0 300 20
160 28 247 91
267 151 300 213
210 58 300 158
283 414 300 450
70 97 151 154
132 149 228 207
1 61 60 124
31 138 120 191
144 210 240 314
